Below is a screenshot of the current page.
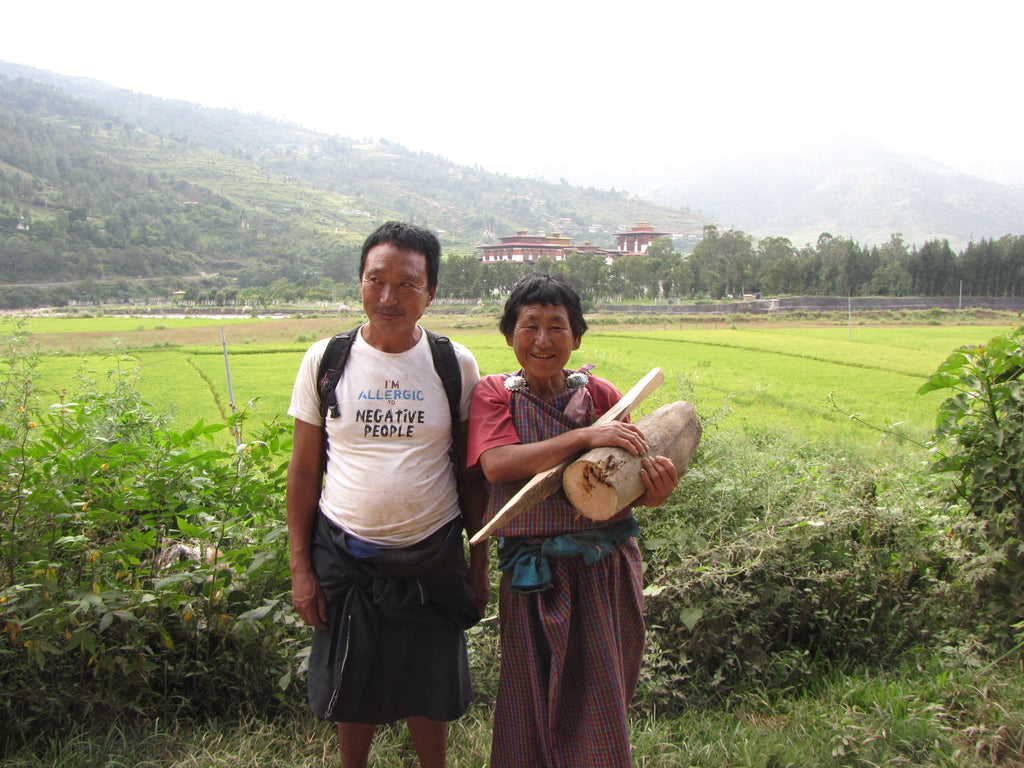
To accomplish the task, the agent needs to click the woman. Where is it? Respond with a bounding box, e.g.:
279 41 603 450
468 274 679 767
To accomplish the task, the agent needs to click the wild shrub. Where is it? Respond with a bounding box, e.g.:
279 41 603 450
636 425 964 712
0 320 301 753
919 324 1024 638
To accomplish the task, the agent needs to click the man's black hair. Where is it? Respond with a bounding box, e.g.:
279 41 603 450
359 221 441 289
499 273 589 339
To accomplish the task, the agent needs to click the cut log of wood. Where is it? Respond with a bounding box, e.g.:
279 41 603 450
563 400 702 520
468 367 664 545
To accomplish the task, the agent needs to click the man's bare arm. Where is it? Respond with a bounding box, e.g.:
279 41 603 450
286 418 328 629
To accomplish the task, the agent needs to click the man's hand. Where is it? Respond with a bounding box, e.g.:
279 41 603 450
291 567 329 630
468 546 490 618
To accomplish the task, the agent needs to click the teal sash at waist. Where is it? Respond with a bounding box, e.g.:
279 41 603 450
497 516 639 592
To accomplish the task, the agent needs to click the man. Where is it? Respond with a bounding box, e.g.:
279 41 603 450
286 221 489 768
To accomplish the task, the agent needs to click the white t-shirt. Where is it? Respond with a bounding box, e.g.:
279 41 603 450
288 325 480 547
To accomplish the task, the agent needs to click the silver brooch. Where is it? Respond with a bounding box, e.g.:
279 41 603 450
504 375 527 392
565 371 589 389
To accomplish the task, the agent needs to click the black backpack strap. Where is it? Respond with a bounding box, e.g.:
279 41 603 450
317 327 360 419
315 326 463 469
425 330 463 447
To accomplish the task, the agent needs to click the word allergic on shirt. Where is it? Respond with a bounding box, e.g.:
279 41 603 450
355 379 426 437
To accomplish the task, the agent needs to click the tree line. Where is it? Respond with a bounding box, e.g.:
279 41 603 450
435 227 1024 304
3 225 1022 311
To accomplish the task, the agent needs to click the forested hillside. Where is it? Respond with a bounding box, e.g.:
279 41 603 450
0 65 705 308
3 62 1024 312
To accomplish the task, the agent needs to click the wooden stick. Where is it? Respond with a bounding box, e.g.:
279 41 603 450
469 367 664 544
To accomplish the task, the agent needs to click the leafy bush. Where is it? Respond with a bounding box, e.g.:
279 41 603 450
0 319 302 753
919 324 1024 634
636 426 965 712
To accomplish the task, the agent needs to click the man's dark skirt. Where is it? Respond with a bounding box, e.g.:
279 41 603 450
308 513 480 724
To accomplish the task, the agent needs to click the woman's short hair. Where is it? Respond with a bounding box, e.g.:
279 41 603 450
499 273 588 338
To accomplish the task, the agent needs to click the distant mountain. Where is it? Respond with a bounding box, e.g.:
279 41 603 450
0 61 711 308
2 58 1021 302
628 139 1024 252
0 60 706 251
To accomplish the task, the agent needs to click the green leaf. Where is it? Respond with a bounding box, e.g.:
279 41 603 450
679 607 703 631
918 373 961 395
69 628 96 655
238 604 274 621
153 573 191 589
176 517 205 537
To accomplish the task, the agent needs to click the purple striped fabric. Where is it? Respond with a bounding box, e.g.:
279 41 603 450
483 375 646 766
490 542 645 767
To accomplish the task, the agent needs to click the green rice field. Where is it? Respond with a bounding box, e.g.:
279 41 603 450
14 313 1017 449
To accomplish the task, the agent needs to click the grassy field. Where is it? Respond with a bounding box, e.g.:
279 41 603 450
17 312 1015 449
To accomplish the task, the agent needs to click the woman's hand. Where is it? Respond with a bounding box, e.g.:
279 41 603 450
481 420 651 484
582 421 650 455
635 455 679 507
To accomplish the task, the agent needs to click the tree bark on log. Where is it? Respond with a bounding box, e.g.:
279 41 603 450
563 401 701 520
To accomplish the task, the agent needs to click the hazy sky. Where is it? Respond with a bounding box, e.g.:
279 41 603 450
3 0 1021 186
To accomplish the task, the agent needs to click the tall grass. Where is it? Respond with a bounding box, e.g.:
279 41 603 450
8 659 1023 768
